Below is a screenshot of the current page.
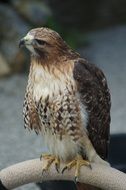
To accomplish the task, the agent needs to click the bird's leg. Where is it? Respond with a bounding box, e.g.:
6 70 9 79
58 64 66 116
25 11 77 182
40 153 52 160
75 155 91 181
62 154 91 182
54 156 60 172
40 153 60 173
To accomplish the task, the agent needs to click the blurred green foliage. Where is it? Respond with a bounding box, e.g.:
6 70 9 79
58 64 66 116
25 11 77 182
46 16 88 49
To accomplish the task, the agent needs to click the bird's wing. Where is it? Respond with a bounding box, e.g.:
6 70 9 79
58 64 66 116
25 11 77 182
73 58 111 159
23 91 41 134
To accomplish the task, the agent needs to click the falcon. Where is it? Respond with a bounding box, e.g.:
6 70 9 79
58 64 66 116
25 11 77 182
19 27 111 190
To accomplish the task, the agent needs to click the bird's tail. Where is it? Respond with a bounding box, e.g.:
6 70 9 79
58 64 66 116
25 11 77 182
76 182 101 190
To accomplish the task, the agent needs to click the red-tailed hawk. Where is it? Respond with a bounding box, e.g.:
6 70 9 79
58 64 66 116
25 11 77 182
19 27 111 190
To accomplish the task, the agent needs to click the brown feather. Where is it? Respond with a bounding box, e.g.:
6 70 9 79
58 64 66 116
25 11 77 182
73 58 111 159
23 91 41 134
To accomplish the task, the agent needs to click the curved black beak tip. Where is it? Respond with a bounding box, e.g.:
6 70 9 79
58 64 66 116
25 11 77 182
19 39 25 48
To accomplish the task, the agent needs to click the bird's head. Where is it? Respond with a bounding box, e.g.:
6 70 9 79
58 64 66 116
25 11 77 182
19 27 77 61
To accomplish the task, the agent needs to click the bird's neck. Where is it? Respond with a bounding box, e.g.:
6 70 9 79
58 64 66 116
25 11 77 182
27 57 75 102
30 55 74 76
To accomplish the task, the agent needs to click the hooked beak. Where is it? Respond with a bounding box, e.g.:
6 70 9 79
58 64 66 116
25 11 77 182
19 33 35 48
19 38 25 48
19 33 38 55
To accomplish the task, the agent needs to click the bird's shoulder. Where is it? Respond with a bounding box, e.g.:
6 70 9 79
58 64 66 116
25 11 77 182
73 58 111 105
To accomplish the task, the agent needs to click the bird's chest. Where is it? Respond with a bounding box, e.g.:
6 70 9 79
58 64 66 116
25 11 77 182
29 66 78 134
28 67 88 160
33 82 81 161
34 80 79 136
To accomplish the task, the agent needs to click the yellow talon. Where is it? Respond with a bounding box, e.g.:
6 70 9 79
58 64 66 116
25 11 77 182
62 155 91 182
40 153 60 173
62 159 76 173
40 153 52 160
54 157 60 172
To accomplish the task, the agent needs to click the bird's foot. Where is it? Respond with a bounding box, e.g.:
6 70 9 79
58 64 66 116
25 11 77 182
40 153 60 173
62 155 91 182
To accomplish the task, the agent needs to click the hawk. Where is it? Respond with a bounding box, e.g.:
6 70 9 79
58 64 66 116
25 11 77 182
19 27 111 190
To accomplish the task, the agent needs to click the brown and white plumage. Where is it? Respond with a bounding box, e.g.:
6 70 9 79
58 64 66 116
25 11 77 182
20 27 111 189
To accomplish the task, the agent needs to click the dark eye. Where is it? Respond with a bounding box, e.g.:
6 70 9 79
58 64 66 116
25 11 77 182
36 39 46 45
